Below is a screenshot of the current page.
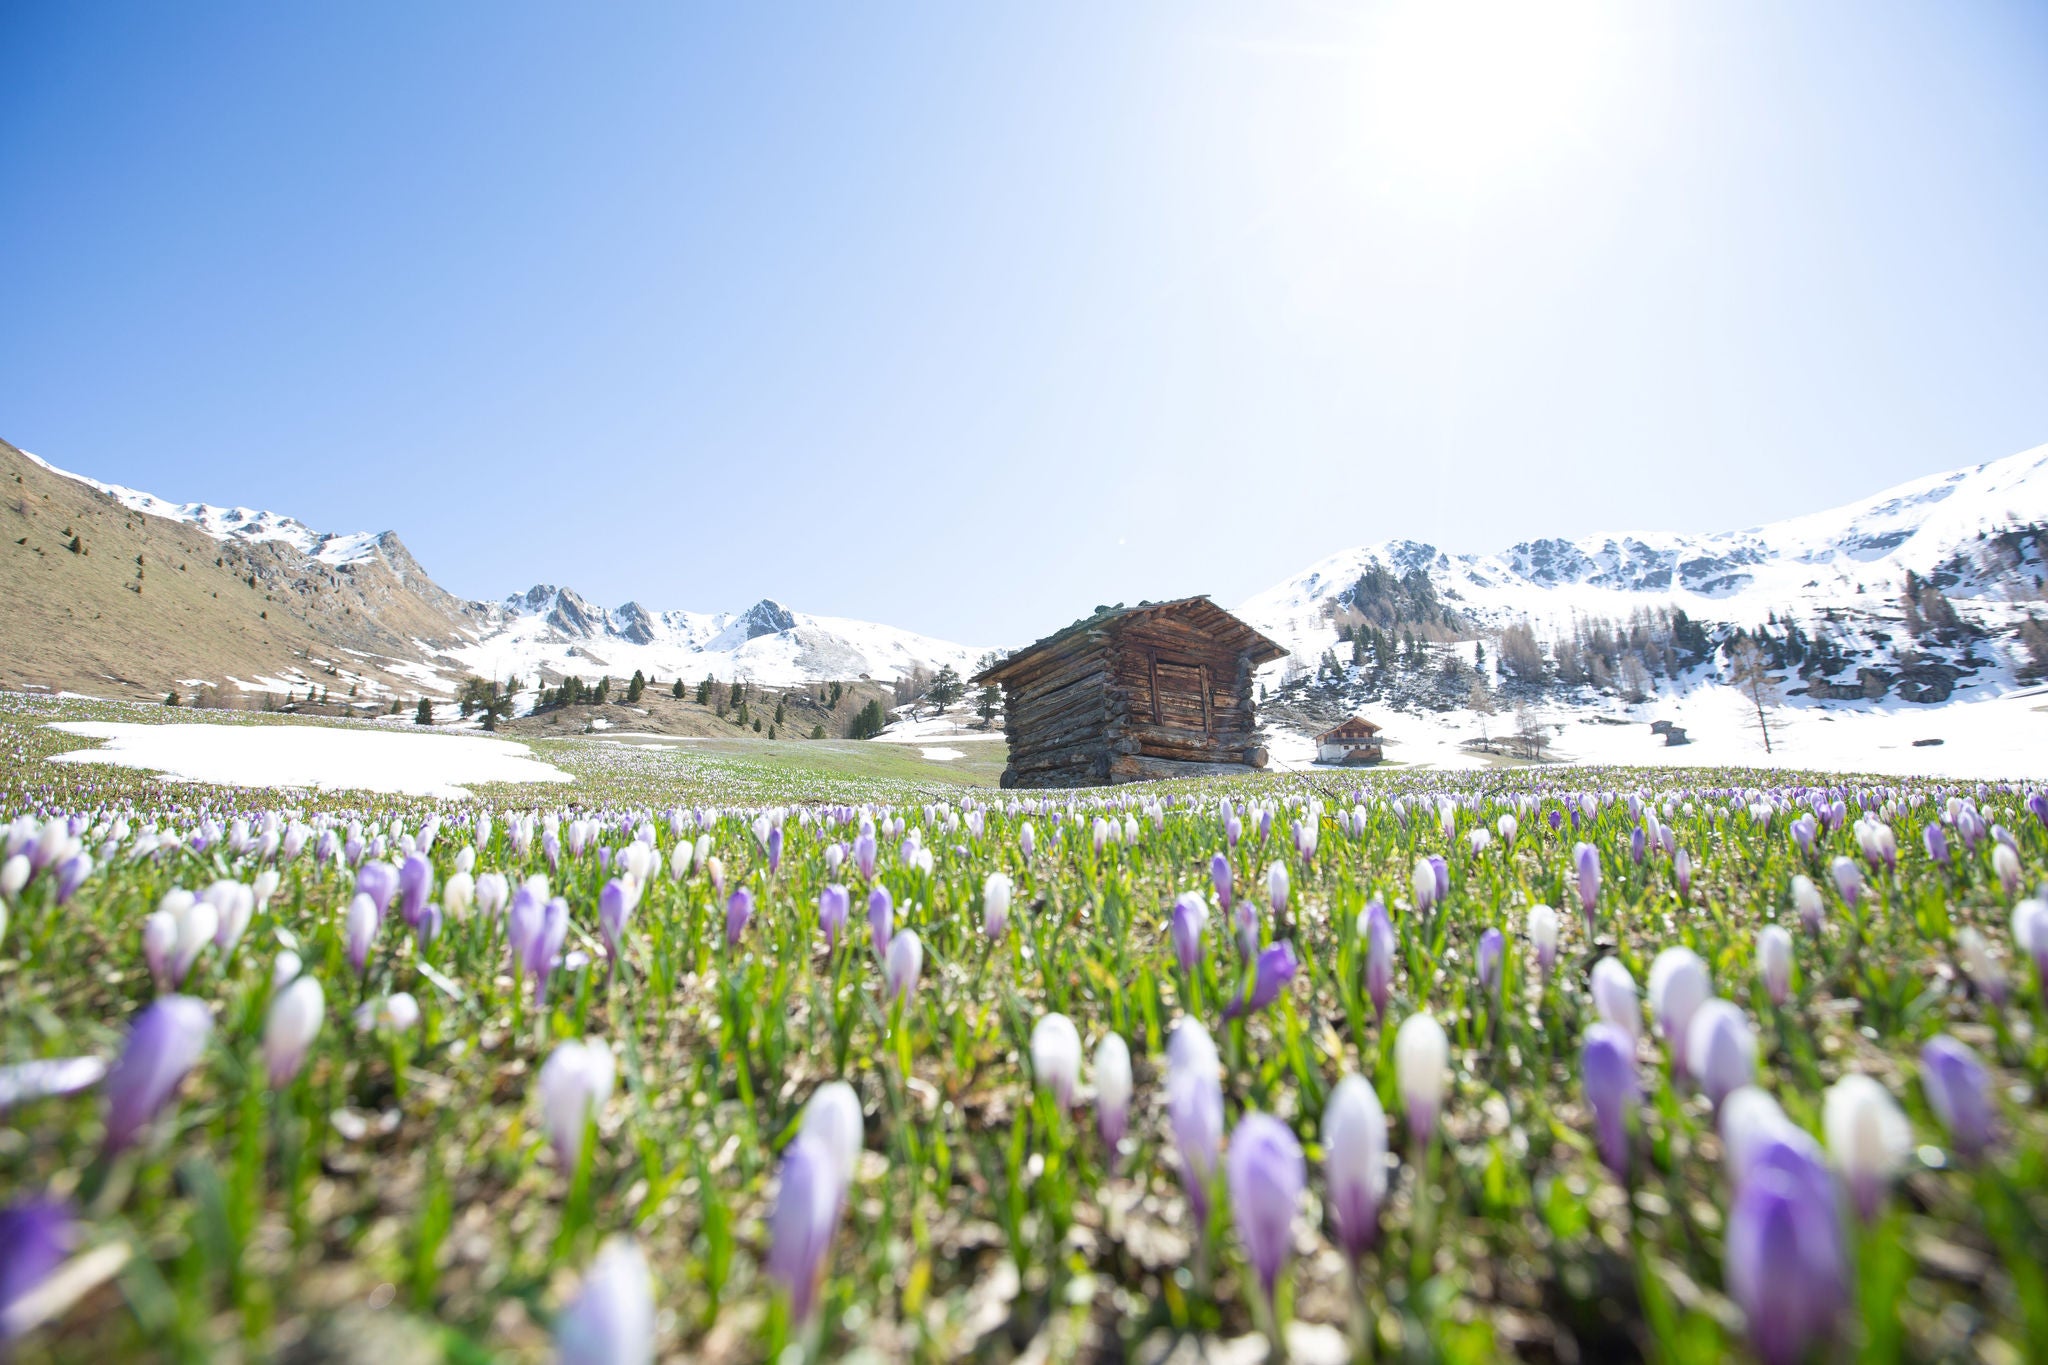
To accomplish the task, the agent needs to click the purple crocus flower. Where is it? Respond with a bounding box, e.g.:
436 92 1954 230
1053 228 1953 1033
554 1237 654 1365
1166 1021 1225 1220
396 854 432 930
508 882 544 978
2028 790 2048 832
1923 823 1950 866
859 887 889 958
1226 814 1242 848
531 898 570 1000
1210 853 1233 914
354 860 398 918
1547 809 1563 832
1429 854 1449 905
765 1135 844 1325
1476 928 1504 997
1581 1022 1636 1179
1169 891 1206 973
1574 843 1601 926
1674 846 1692 899
1362 901 1394 1021
103 995 212 1153
1226 1112 1305 1306
852 832 877 881
344 893 379 978
0 1198 74 1335
1225 942 1298 1019
725 887 753 948
1630 826 1646 865
767 826 783 876
1321 1075 1387 1262
817 883 849 948
1919 1035 1993 1162
53 853 91 906
1685 1000 1757 1108
599 878 637 965
884 930 922 1002
1725 1160 1847 1365
1829 856 1862 908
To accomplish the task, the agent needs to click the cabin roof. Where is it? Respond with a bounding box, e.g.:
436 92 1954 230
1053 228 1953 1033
974 595 1287 685
1316 715 1383 741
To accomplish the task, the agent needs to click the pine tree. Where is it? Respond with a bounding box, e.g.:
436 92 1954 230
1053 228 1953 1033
774 699 786 725
415 697 433 725
672 678 685 699
627 670 645 702
698 674 715 705
164 690 180 706
829 680 843 708
810 723 826 739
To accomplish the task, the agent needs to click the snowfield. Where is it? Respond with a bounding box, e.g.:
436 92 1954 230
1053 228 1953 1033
46 722 573 798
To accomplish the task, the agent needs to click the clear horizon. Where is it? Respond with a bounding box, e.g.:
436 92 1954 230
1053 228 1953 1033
4 2 2046 648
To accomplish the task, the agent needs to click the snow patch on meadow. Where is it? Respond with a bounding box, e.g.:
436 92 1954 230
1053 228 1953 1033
46 722 573 798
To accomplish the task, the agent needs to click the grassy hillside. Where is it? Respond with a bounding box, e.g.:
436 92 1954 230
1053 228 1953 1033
0 438 475 703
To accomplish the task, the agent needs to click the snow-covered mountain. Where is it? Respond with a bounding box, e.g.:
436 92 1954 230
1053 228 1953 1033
19 447 388 567
1233 436 2048 773
14 445 986 694
1242 442 2048 665
446 585 986 689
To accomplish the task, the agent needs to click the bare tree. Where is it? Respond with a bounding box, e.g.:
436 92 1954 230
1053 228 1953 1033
1468 677 1496 752
1728 639 1783 755
1512 705 1551 760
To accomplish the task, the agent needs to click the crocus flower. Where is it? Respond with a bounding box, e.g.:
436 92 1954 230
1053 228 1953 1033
263 975 324 1088
475 871 509 919
1994 843 2023 900
1019 822 1035 859
1828 856 1862 909
53 853 91 906
1685 1000 1756 1107
1590 957 1641 1043
725 888 753 949
1581 1022 1637 1179
866 887 892 957
801 1081 864 1191
766 1134 843 1324
1321 1075 1387 1261
1226 942 1298 1019
1919 1034 1992 1161
1823 1072 1910 1220
1410 856 1436 914
1394 1013 1449 1143
533 898 570 1000
983 872 1012 940
1226 1112 1305 1307
767 826 784 876
1210 853 1233 913
2013 897 2048 984
271 950 302 991
884 930 922 1003
817 883 850 948
1094 1032 1132 1151
344 892 379 978
397 854 432 930
1429 854 1449 904
1361 900 1395 1021
1265 861 1288 918
599 878 638 965
354 860 398 918
444 871 474 921
1791 875 1824 935
1476 928 1504 997
1647 947 1711 1073
1030 1012 1082 1110
1169 891 1207 973
1725 1159 1848 1365
141 910 177 991
1166 1020 1225 1218
1674 846 1693 900
537 1038 615 1173
0 1199 74 1338
1923 823 1950 865
162 890 216 987
554 1236 654 1365
1574 842 1601 926
1526 905 1560 981
0 855 28 900
103 995 212 1152
1956 928 2007 1004
1756 926 1793 1005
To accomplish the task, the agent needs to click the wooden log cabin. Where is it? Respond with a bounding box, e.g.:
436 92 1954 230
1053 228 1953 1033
974 597 1288 788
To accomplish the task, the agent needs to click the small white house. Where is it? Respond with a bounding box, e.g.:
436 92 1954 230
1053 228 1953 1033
1316 715 1384 764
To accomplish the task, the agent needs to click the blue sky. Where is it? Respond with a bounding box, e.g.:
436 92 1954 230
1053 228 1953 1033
4 2 2046 648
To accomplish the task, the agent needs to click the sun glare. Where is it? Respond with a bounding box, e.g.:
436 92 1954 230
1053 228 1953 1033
1356 0 1625 194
